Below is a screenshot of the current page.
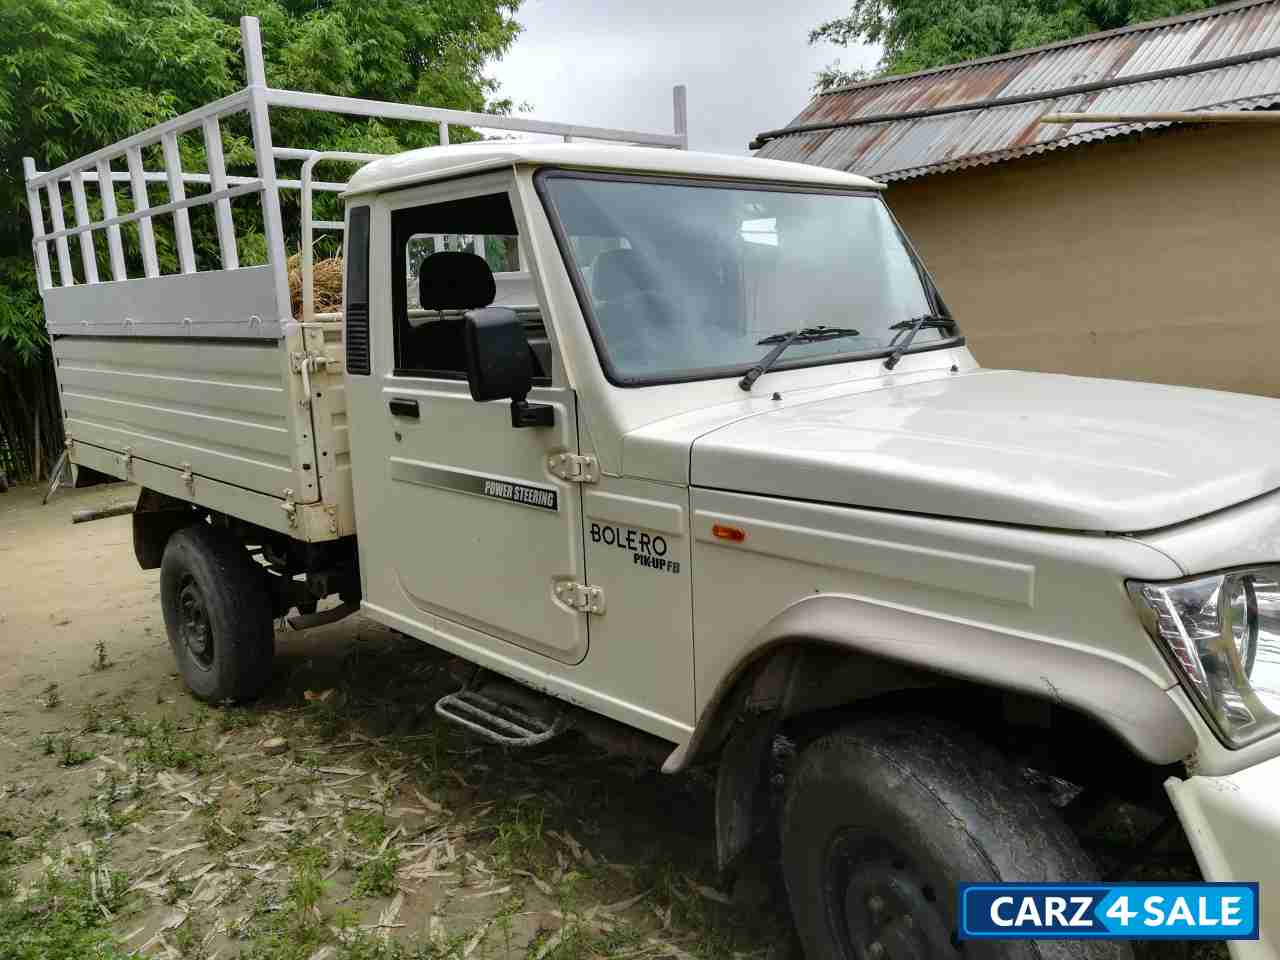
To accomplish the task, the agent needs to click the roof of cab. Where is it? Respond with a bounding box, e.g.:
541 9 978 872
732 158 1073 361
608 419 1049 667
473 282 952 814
343 142 884 196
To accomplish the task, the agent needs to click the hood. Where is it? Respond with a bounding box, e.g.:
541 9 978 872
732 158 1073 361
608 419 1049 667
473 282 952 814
691 370 1280 533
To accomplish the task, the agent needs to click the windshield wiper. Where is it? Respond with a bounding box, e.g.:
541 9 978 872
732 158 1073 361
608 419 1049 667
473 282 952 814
883 313 954 370
887 316 955 333
739 326 861 391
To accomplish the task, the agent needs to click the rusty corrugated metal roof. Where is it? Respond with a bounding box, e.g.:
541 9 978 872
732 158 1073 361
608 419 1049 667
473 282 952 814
754 0 1280 180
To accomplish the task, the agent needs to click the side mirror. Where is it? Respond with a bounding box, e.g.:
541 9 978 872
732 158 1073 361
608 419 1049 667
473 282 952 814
462 307 554 428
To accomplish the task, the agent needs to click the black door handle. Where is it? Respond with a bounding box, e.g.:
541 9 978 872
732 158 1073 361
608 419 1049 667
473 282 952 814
388 398 419 419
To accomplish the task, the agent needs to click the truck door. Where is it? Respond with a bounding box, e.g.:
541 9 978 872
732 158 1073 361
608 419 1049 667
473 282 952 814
346 174 589 665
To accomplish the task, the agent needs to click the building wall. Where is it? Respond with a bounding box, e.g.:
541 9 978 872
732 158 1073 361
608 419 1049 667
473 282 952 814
885 122 1280 397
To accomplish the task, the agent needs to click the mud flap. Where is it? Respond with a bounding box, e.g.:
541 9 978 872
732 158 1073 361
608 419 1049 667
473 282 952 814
715 713 780 871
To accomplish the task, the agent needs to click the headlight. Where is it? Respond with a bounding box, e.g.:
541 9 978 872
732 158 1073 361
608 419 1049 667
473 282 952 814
1129 568 1280 746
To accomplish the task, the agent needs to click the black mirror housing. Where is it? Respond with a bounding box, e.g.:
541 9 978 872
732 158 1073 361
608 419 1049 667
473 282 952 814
462 307 554 428
463 307 533 403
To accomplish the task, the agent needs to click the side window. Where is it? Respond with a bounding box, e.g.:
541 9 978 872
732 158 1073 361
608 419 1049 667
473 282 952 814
407 234 522 276
391 194 549 383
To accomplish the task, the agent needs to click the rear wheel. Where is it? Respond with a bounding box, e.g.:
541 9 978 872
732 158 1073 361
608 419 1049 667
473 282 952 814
781 715 1131 959
160 524 274 702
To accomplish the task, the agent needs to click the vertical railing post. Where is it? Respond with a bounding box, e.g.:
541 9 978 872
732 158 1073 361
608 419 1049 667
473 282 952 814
300 153 317 322
68 169 99 284
673 85 688 150
439 122 450 146
162 132 196 274
242 15 292 321
126 146 160 278
44 181 74 286
202 117 239 271
22 158 53 292
95 158 127 281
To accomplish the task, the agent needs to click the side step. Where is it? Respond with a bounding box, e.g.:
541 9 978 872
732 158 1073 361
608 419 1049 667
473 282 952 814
435 684 567 747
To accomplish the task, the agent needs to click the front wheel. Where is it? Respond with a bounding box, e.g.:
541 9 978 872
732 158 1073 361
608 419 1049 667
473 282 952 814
781 715 1131 959
160 524 275 702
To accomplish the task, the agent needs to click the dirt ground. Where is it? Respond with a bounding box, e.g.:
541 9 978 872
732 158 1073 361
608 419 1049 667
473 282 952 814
0 479 794 959
0 479 1221 959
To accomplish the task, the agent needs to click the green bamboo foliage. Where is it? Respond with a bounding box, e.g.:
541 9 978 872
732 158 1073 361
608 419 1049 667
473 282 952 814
1 0 521 481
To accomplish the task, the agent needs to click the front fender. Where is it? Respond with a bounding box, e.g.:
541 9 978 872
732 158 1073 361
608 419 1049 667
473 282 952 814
666 593 1197 773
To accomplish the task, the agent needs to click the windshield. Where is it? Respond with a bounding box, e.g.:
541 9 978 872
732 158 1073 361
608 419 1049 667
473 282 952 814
538 174 953 385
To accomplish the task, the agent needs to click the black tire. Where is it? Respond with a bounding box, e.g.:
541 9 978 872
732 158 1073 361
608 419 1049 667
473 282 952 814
781 715 1131 960
160 523 275 703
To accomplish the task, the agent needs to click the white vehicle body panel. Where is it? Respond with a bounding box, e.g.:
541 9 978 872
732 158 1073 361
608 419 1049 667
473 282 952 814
686 487 1196 763
368 380 588 663
344 142 884 198
43 265 281 340
580 471 695 729
692 370 1280 533
1167 758 1280 957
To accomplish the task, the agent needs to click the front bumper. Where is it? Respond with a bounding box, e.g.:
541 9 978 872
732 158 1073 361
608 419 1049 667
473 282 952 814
1167 754 1280 958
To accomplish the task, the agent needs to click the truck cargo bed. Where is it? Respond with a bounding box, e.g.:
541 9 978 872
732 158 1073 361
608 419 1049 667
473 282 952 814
53 318 351 541
23 15 683 544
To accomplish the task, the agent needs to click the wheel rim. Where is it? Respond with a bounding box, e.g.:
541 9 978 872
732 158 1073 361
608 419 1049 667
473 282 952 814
826 832 959 959
177 576 214 671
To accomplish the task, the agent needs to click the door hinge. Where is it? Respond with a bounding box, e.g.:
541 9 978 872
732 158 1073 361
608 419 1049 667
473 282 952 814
547 453 599 484
554 580 606 615
281 488 298 527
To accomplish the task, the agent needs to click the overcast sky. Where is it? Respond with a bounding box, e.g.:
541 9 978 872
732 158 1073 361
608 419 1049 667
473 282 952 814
487 0 879 155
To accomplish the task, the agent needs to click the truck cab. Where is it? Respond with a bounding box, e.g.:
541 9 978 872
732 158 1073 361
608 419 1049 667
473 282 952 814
340 143 967 749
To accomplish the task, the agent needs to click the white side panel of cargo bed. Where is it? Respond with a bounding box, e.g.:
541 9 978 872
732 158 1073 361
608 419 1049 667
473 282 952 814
43 266 281 340
53 336 313 501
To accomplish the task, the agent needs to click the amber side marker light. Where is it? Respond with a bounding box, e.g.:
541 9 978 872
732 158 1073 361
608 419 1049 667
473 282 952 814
711 524 746 543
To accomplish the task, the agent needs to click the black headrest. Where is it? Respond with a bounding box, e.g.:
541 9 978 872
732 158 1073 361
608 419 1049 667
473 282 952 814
591 249 653 302
419 251 496 311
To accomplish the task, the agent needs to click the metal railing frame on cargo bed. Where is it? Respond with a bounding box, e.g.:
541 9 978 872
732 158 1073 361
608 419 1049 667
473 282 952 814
23 15 689 331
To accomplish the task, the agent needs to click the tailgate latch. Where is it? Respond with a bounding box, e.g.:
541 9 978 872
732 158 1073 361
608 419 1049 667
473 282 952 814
290 351 339 408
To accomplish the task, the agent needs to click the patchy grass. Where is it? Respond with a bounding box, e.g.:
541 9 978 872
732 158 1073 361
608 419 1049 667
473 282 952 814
80 702 105 733
234 849 334 960
344 811 387 849
91 637 111 672
490 800 546 876
57 734 94 768
37 682 61 709
0 855 130 960
217 705 259 733
201 808 251 856
129 715 211 772
353 848 398 899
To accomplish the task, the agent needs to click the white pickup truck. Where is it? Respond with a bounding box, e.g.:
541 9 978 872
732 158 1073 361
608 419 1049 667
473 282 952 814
24 17 1280 959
